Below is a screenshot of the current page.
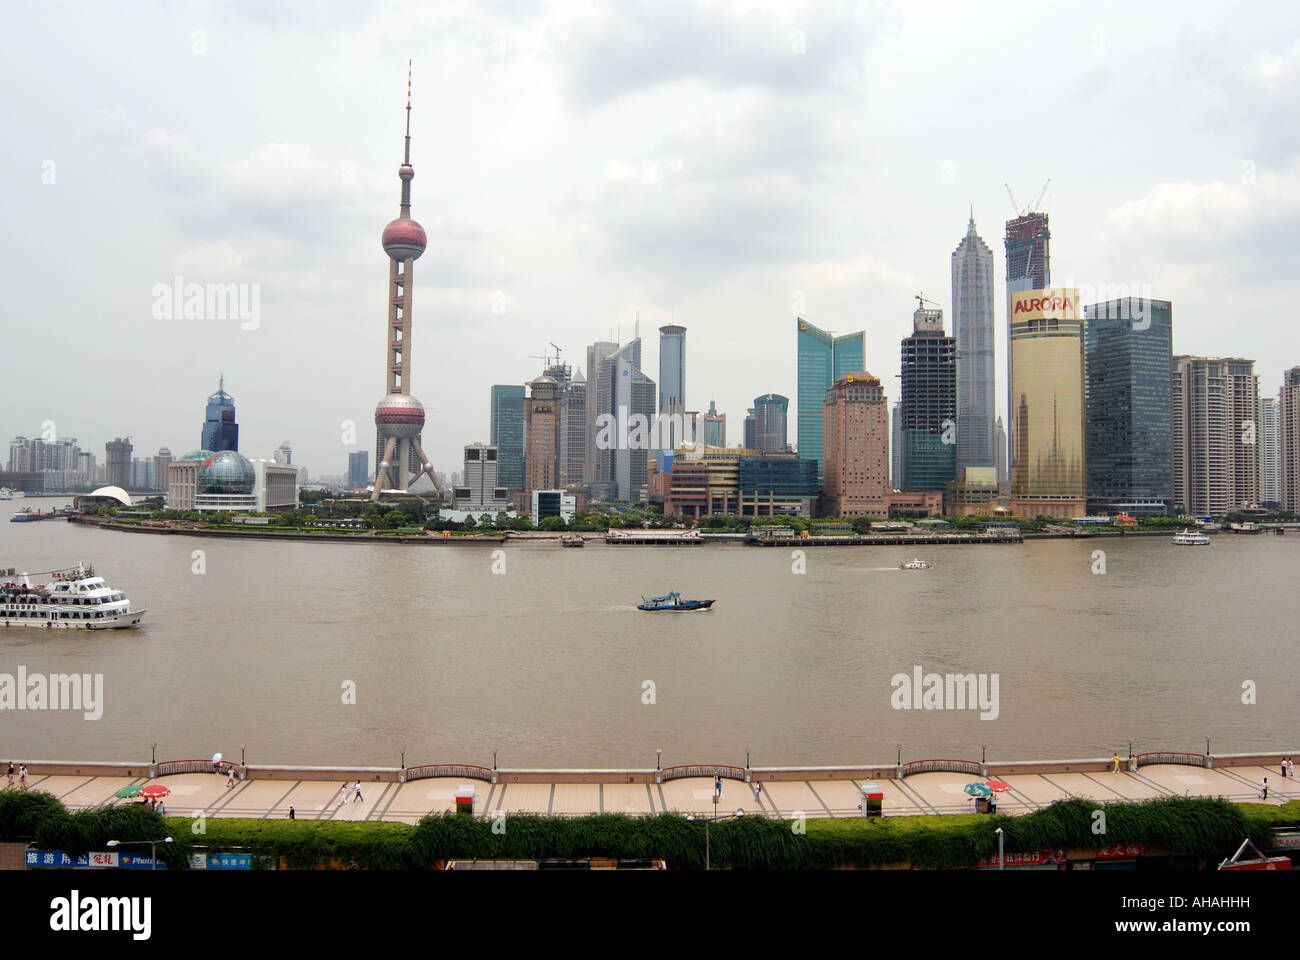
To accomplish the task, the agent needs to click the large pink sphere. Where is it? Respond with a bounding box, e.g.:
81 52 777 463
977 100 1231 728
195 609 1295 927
382 217 426 261
374 393 426 439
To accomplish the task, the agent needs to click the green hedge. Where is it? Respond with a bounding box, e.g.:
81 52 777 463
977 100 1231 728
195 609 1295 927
0 788 1284 870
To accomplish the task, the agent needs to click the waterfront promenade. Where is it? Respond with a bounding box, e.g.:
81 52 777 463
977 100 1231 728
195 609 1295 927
15 754 1299 823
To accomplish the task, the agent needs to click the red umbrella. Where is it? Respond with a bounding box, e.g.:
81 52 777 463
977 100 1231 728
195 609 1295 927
985 779 1011 793
141 784 171 799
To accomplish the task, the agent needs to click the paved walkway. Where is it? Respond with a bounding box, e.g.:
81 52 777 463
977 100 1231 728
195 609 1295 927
18 765 1300 822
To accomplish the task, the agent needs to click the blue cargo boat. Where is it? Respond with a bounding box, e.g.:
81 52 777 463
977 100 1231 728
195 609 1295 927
637 591 715 612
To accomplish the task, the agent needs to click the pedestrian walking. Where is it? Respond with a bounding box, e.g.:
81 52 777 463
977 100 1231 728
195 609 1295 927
19 764 27 789
339 783 349 807
354 784 364 803
1282 758 1288 779
226 767 235 789
6 761 12 788
1261 777 1269 800
753 782 762 802
288 806 295 820
1112 753 1121 773
1289 759 1295 779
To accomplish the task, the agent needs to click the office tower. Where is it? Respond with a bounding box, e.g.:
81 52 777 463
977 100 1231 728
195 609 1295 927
370 66 445 500
1004 212 1050 296
523 375 560 496
584 341 618 486
890 402 902 490
743 409 756 450
590 338 654 500
490 385 526 490
953 213 997 473
201 375 239 452
751 394 789 454
996 416 1008 488
822 372 889 517
454 443 511 512
899 305 957 493
347 450 369 491
558 368 587 488
703 400 726 447
1172 356 1259 515
1084 298 1174 515
274 442 292 465
658 324 686 450
1007 289 1086 518
796 318 867 479
612 340 655 501
1278 367 1300 513
105 438 133 489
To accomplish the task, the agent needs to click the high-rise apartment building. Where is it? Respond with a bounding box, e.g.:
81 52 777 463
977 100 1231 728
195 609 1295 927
1258 396 1281 507
1008 289 1086 518
1278 367 1300 513
1172 356 1259 515
1084 298 1173 515
105 438 133 490
796 318 866 480
953 214 996 473
899 305 957 493
752 394 789 454
822 372 889 517
490 384 526 490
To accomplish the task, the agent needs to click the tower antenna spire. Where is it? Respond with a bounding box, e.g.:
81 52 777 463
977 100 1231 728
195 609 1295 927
399 60 414 218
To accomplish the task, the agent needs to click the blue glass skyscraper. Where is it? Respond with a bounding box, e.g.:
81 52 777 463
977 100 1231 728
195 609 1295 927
796 319 865 479
490 384 526 490
201 375 239 452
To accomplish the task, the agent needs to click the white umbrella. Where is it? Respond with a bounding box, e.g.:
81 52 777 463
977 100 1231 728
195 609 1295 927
212 752 222 763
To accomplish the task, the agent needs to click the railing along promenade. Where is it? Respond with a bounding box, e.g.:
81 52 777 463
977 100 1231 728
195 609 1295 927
19 750 1293 785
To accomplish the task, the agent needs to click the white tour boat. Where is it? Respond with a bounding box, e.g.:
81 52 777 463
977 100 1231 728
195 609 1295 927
0 488 22 500
1172 528 1211 546
900 558 931 569
0 563 145 629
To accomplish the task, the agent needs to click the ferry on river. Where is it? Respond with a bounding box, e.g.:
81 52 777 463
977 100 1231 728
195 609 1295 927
900 558 931 569
1172 528 1211 546
637 591 715 612
0 563 145 629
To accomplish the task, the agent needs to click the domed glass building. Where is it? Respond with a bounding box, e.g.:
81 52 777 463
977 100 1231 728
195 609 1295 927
199 451 255 495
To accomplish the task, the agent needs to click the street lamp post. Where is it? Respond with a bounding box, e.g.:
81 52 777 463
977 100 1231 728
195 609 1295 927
687 809 745 871
995 827 1004 870
241 744 246 767
106 837 174 871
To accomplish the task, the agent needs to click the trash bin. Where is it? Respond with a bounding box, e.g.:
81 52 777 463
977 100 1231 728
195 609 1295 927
859 780 884 818
455 785 475 815
974 797 992 814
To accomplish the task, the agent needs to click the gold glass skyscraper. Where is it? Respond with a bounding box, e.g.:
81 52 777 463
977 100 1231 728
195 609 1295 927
1008 288 1086 518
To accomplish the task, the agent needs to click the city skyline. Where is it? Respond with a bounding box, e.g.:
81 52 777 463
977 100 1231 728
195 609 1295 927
4 3 1300 478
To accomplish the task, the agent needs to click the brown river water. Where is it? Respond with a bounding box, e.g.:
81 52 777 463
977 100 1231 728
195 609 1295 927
1 497 1297 768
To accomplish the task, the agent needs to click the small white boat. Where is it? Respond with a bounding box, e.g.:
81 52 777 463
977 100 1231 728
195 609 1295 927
900 558 931 569
1172 528 1211 546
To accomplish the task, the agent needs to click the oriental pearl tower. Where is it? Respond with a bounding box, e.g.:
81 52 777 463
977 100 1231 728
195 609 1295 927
371 63 445 501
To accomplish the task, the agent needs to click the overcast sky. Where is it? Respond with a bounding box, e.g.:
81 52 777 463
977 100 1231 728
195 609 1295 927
4 0 1299 478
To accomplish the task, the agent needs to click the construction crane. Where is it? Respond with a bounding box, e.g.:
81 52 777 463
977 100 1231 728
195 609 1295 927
915 293 942 310
550 343 563 364
1005 179 1052 217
